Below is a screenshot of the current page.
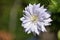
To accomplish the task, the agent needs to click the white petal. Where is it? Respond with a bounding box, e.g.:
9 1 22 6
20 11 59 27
25 23 33 32
44 23 51 26
29 4 33 7
37 5 47 14
33 4 40 14
42 9 47 12
40 12 51 19
22 22 31 28
37 21 44 26
31 24 35 32
37 24 41 30
25 5 33 14
36 3 40 8
38 8 47 14
20 17 25 21
23 10 31 17
22 19 30 24
35 30 39 35
31 23 40 35
34 25 39 35
44 18 52 22
23 15 30 20
27 30 31 34
41 25 47 32
40 5 44 9
37 22 47 32
25 27 31 32
44 12 51 18
33 4 36 6
34 3 40 9
33 3 40 10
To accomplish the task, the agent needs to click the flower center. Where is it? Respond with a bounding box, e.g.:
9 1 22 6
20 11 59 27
30 15 38 22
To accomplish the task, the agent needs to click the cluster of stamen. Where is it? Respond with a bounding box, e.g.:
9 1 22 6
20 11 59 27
30 15 38 23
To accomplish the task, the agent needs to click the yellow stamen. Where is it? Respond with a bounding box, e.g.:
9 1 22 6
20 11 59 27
30 15 38 22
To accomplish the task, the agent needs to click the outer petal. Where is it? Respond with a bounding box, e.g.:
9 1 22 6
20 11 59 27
34 25 39 35
23 10 31 17
29 4 33 7
44 18 52 22
36 3 40 8
37 22 47 32
25 23 33 32
37 8 47 14
22 19 30 24
40 12 51 19
41 25 47 32
43 12 51 18
44 22 51 26
37 21 44 26
31 23 40 35
22 22 31 28
34 3 40 9
31 24 35 32
20 17 25 21
25 4 33 14
27 30 31 34
33 4 40 14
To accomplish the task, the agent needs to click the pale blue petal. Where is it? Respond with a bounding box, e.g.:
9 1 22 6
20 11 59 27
22 22 31 28
41 25 47 32
25 5 33 14
44 18 52 22
27 30 31 34
23 10 31 17
34 25 39 35
44 23 51 26
20 17 25 21
43 12 51 18
25 23 32 32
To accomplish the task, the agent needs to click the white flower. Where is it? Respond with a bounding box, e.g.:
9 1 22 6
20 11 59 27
20 3 52 35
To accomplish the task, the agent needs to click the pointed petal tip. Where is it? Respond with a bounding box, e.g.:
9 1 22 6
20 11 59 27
42 29 47 32
20 17 25 21
29 3 32 5
27 31 31 34
37 3 40 6
20 18 22 21
41 5 44 8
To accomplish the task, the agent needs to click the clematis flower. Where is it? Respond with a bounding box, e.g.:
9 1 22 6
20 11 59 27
20 3 52 35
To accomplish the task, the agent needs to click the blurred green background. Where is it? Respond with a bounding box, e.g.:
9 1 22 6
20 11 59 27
0 0 60 40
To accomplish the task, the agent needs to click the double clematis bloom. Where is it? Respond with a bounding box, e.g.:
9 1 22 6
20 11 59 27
20 3 52 35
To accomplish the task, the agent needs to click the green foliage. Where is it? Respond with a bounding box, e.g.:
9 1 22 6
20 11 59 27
58 30 60 40
48 0 60 32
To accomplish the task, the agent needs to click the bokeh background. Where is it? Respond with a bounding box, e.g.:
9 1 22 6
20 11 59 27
0 0 60 40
